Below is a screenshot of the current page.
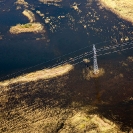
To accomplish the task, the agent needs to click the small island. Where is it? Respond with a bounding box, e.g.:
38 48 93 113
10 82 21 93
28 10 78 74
9 23 44 34
9 9 45 34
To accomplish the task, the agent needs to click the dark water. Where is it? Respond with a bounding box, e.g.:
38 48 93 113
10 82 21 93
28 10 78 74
0 0 132 78
0 0 133 131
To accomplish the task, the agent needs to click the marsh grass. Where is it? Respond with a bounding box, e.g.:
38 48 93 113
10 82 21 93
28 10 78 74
0 64 73 88
99 0 133 23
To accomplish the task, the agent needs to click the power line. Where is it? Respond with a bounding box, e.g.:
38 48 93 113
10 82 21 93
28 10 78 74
0 51 93 89
0 40 109 81
1 42 133 92
97 45 133 57
1 53 92 91
39 51 93 69
0 39 133 82
96 40 133 53
0 39 132 82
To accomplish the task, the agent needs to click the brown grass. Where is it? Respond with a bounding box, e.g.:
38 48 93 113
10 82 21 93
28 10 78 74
0 64 73 88
99 0 133 23
83 68 105 80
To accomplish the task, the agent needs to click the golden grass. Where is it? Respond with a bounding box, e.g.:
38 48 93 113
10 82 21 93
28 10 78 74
22 9 35 23
0 64 73 87
61 111 121 132
99 0 133 23
10 22 44 34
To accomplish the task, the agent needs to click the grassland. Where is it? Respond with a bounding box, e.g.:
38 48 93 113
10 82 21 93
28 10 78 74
0 62 121 133
99 0 133 23
1 58 133 132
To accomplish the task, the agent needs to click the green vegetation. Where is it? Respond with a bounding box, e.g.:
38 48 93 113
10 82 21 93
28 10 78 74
19 23 32 28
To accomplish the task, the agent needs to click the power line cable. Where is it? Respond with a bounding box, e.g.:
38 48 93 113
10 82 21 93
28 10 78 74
0 51 93 90
0 40 109 80
39 51 93 69
96 40 133 53
1 43 133 91
0 52 93 94
0 39 132 81
97 46 133 57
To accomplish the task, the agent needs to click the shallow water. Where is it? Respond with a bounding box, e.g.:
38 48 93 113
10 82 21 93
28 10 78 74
0 0 132 77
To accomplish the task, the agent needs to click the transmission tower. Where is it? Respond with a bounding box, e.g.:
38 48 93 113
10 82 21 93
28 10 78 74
93 44 99 74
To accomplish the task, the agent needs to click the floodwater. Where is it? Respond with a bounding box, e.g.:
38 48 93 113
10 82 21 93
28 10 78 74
0 0 133 131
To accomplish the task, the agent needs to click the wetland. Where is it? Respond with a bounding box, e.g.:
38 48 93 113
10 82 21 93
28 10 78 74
0 0 133 132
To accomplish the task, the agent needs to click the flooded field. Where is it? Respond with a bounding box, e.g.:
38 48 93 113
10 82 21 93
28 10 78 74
0 0 133 132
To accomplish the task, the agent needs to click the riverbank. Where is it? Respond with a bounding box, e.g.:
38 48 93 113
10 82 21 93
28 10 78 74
99 0 133 24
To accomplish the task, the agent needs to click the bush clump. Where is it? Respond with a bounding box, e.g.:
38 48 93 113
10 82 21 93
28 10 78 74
21 23 32 28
